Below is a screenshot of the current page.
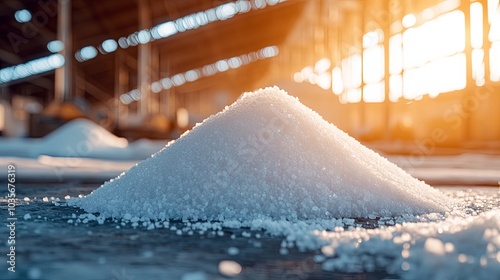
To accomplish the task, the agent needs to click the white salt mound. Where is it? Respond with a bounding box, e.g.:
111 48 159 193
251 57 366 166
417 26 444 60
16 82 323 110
32 119 130 159
70 87 451 221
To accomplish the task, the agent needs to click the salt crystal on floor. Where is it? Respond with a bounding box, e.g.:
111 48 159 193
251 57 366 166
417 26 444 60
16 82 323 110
424 237 445 256
319 209 500 278
181 271 208 280
218 260 242 277
227 247 240 256
69 87 451 221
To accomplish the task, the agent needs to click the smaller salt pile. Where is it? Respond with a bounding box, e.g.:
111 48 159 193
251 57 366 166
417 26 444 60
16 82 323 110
69 87 451 221
32 119 130 159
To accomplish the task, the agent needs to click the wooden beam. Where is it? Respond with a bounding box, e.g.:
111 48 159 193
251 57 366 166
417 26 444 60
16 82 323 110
76 75 111 105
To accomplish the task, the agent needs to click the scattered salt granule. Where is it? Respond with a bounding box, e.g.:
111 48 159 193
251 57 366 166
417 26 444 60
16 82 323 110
319 209 500 279
181 271 207 280
227 247 240 256
69 86 450 221
218 260 242 277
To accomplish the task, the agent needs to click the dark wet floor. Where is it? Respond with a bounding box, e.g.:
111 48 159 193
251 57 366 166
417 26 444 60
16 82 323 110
2 184 498 280
0 183 399 280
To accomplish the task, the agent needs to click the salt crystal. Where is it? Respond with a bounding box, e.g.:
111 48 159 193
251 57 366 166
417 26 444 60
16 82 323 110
313 255 326 263
425 237 445 256
28 267 42 279
218 260 242 277
96 216 105 225
227 247 240 256
181 271 207 280
23 213 31 220
142 251 154 258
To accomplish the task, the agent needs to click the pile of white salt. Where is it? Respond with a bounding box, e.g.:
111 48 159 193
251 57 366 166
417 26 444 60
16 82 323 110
69 87 450 221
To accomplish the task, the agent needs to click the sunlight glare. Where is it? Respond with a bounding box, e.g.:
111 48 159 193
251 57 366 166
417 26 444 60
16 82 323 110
402 14 417 28
403 10 465 69
389 74 403 102
470 2 484 49
490 42 500 81
403 53 466 99
331 67 344 95
363 45 384 84
488 2 500 41
363 82 385 103
389 34 403 75
471 49 485 82
342 54 362 92
487 0 499 24
347 88 361 103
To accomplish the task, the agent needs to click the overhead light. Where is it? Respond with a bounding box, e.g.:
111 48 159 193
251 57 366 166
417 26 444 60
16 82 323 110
0 54 64 84
137 30 151 44
76 46 98 62
152 22 177 39
14 9 31 23
185 70 200 82
75 0 288 62
47 40 64 53
120 45 280 104
101 39 118 53
151 81 162 93
215 60 229 72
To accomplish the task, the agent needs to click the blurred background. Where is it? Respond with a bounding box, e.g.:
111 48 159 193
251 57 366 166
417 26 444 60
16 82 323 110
0 0 499 153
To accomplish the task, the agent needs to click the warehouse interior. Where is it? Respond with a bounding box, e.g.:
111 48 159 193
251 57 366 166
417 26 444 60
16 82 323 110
1 0 499 152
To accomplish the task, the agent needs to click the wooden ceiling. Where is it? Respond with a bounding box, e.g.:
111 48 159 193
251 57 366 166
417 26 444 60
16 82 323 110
0 0 306 105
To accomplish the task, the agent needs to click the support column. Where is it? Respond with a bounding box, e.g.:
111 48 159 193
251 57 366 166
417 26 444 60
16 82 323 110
138 0 151 118
482 0 491 83
462 0 474 143
54 0 72 102
383 0 391 140
151 46 160 115
115 50 129 128
359 4 366 136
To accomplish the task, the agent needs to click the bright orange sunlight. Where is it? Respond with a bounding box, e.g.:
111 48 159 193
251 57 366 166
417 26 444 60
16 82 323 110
489 0 500 81
294 0 500 103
